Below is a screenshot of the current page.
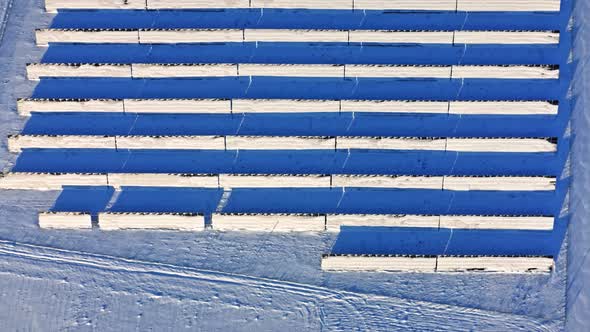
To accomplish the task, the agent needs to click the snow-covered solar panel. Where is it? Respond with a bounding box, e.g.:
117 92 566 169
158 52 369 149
331 175 444 189
336 137 447 151
0 172 108 190
354 0 458 11
35 29 560 46
445 138 557 153
332 176 555 191
0 172 557 192
232 99 340 113
148 0 250 10
451 66 559 80
212 213 326 232
131 64 238 78
7 135 558 153
340 100 449 114
38 211 553 232
348 31 454 44
443 176 556 191
218 174 332 188
249 0 353 9
438 215 554 230
36 29 140 46
238 64 345 78
99 212 204 231
322 255 554 273
225 136 336 150
326 214 440 232
448 101 558 115
45 0 145 12
124 99 231 114
243 29 349 43
26 63 560 79
326 214 555 231
27 64 132 80
139 29 244 44
456 0 561 12
115 136 226 150
453 31 559 45
38 212 93 229
345 65 451 78
17 99 125 115
321 255 438 273
8 135 117 152
106 174 219 189
45 0 561 12
17 99 559 116
435 256 554 273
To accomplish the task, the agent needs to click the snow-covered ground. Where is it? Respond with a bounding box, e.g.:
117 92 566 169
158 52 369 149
0 0 586 331
0 240 564 331
567 0 590 330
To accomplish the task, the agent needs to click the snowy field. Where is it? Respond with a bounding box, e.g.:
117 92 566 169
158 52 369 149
567 0 590 330
0 0 587 331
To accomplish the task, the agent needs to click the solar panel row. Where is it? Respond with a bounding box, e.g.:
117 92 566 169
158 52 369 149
44 0 562 12
38 212 554 232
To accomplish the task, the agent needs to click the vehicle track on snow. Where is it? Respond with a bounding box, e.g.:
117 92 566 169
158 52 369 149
0 239 558 331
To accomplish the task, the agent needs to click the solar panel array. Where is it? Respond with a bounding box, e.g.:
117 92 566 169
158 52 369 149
1 0 572 273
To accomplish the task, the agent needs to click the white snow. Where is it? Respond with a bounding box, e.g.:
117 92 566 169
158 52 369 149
566 0 590 328
0 240 563 330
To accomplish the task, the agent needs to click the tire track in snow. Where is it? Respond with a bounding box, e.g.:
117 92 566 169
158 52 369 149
0 0 13 46
0 239 558 331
